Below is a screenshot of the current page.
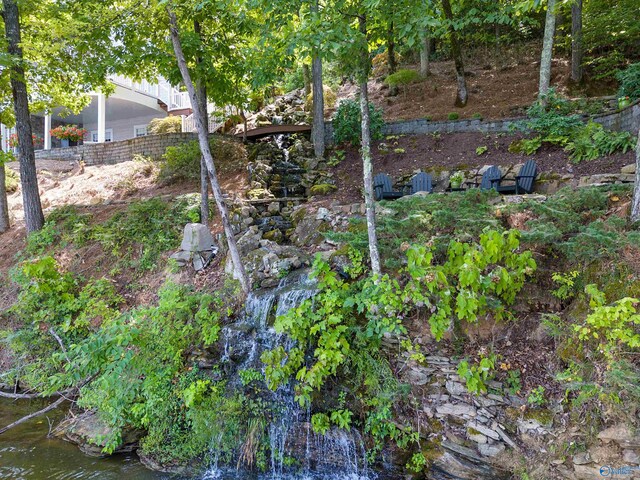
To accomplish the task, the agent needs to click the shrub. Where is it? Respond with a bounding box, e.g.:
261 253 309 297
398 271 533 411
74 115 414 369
148 116 183 135
564 121 635 163
616 63 640 101
384 69 421 88
447 112 459 120
5 167 18 193
304 85 337 111
332 99 384 146
160 138 247 183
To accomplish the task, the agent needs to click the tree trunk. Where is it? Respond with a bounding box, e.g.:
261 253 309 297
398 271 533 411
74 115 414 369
168 9 250 293
302 63 311 97
570 0 583 84
359 14 381 276
387 24 397 75
0 159 9 233
441 0 468 107
310 0 325 159
194 19 209 226
420 35 430 77
539 0 557 98
631 129 640 222
3 0 44 233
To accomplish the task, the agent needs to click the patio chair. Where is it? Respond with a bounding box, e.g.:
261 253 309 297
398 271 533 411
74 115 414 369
465 165 502 190
496 160 538 194
374 173 404 200
404 172 433 195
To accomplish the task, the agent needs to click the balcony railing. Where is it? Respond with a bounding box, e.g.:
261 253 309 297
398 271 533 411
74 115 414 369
108 74 192 112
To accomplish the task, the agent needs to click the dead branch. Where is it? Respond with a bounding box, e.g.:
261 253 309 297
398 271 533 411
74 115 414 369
0 395 68 435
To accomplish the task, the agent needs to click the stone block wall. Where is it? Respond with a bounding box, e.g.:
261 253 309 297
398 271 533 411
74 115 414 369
324 99 640 145
35 132 199 166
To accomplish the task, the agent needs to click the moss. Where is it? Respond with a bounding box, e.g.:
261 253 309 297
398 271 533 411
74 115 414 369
467 427 482 436
309 183 337 196
290 207 308 226
247 189 273 200
524 408 554 427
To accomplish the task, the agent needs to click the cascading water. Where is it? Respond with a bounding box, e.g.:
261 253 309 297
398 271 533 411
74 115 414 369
205 271 372 480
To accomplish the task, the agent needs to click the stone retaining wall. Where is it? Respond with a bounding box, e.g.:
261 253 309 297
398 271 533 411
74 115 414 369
324 99 640 145
35 132 199 166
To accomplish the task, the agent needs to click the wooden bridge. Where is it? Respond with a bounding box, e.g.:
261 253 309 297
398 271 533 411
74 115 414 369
235 124 311 140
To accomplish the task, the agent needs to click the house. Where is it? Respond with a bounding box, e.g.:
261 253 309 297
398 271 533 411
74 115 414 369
1 75 195 153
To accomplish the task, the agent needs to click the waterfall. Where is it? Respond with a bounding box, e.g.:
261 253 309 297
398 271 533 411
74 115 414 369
205 271 372 480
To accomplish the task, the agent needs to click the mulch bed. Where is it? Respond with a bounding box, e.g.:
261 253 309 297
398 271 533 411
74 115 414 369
321 132 635 205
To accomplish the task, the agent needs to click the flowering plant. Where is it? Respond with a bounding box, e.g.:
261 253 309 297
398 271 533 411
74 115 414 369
50 125 87 142
8 133 43 148
617 96 631 109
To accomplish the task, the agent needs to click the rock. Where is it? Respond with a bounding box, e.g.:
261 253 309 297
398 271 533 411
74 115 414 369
170 250 191 266
309 183 337 196
54 411 142 457
621 164 636 174
436 403 477 418
573 464 607 479
315 207 331 221
446 381 467 396
180 223 215 252
405 368 431 386
478 442 505 457
622 449 640 464
267 201 281 215
467 421 500 440
468 430 488 444
237 226 263 255
598 425 640 448
572 452 592 465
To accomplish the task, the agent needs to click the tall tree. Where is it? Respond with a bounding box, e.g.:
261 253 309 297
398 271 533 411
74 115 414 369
358 14 381 275
167 8 250 293
632 129 640 222
194 19 210 226
0 149 9 233
420 34 431 77
441 0 468 107
539 0 557 98
310 0 325 159
2 0 44 233
570 0 583 84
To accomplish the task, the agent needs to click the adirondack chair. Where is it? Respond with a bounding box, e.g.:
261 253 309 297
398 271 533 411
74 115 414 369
404 172 433 195
470 165 502 190
374 173 404 200
496 160 538 194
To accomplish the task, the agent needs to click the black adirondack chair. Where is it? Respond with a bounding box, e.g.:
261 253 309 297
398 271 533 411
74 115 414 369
404 172 433 195
496 160 538 194
374 173 404 200
479 165 502 190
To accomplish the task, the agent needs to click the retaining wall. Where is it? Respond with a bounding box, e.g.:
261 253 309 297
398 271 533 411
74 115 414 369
34 132 199 166
324 99 640 145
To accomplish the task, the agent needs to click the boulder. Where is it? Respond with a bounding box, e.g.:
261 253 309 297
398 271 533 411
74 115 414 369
54 411 142 457
180 223 215 252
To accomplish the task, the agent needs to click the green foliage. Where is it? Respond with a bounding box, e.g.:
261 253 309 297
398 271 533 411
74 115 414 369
447 112 459 120
406 452 428 473
147 116 182 135
564 121 635 163
160 138 246 183
508 136 542 155
384 69 421 87
91 197 198 272
4 257 121 389
505 368 522 395
552 271 580 301
475 145 488 155
328 190 502 270
327 149 345 167
527 386 546 407
25 206 92 255
616 63 640 101
514 186 636 263
263 229 534 406
332 99 384 146
4 167 18 193
457 353 497 394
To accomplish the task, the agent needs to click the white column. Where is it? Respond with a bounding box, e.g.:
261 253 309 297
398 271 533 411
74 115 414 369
97 93 106 143
44 114 52 150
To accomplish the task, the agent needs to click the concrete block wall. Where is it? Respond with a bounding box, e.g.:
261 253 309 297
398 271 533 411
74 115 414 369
324 99 640 145
35 132 199 165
